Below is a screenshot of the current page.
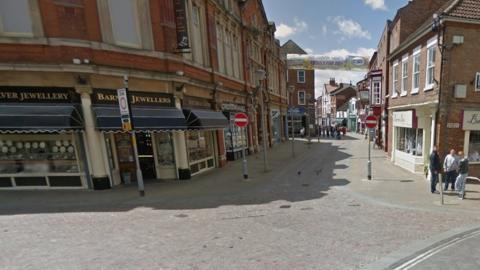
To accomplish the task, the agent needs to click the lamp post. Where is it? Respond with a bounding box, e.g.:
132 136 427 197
288 85 295 157
306 93 312 147
256 69 268 172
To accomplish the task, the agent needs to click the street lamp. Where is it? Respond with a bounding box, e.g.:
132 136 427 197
255 69 268 172
288 85 295 157
306 93 312 146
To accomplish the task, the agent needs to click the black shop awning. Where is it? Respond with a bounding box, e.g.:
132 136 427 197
93 106 187 131
183 109 228 129
0 103 83 132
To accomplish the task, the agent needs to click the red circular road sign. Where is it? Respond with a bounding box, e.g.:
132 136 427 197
234 113 249 128
365 115 378 129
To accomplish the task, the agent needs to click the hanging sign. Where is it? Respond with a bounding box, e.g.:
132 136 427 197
174 0 190 52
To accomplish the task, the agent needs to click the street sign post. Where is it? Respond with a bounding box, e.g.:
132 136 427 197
365 115 377 180
118 78 145 197
234 113 249 179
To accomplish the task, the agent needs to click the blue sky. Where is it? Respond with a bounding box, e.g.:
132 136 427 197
263 0 409 95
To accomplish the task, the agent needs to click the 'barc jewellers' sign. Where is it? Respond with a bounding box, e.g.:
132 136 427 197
393 110 415 128
463 111 480 130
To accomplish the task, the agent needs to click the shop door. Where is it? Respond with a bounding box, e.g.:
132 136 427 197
135 133 156 180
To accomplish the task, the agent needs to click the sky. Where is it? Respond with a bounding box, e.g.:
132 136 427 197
263 0 409 97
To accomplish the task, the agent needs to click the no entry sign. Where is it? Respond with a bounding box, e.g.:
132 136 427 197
234 113 249 128
365 115 377 129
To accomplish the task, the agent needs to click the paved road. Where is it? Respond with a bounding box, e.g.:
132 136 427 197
1 135 479 270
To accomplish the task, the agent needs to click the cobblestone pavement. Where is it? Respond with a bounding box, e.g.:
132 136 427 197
1 135 480 270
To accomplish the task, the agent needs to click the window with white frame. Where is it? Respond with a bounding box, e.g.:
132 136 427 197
372 81 381 105
297 70 306 83
108 0 141 47
425 37 437 90
468 131 480 163
0 0 33 37
232 32 241 79
401 55 408 96
298 91 306 105
392 61 399 97
412 47 421 93
216 22 225 73
224 28 233 76
190 3 206 65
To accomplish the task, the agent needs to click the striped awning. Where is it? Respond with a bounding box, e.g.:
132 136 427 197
183 109 228 129
92 105 188 131
0 103 83 133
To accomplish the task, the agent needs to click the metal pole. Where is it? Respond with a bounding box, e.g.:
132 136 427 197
367 128 372 180
124 76 145 197
291 109 295 157
242 127 248 179
260 87 269 172
439 173 444 205
307 102 311 147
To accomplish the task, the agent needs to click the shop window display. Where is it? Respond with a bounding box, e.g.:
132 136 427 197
156 133 175 166
0 134 80 175
187 131 214 174
396 128 423 156
468 131 480 163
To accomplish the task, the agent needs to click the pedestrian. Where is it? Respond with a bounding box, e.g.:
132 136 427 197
443 149 459 191
455 151 469 199
429 146 441 194
326 126 330 138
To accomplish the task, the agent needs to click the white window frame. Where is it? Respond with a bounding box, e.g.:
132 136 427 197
297 70 306 83
464 131 480 164
411 46 421 94
425 37 437 91
0 0 34 37
392 61 399 98
372 80 381 105
298 91 306 105
401 54 408 96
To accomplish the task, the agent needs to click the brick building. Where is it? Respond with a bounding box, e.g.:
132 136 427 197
386 0 480 175
318 78 339 127
0 0 287 190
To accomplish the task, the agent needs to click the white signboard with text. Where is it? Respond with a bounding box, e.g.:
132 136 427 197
463 110 480 130
393 110 414 128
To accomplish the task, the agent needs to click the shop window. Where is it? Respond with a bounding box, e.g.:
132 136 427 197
0 0 33 37
108 0 141 48
156 133 175 166
468 131 480 163
396 128 423 156
187 131 215 174
0 134 83 187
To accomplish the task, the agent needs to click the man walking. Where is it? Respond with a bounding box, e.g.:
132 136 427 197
455 151 469 199
429 146 441 194
443 149 459 191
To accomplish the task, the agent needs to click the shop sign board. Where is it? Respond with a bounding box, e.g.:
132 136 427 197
0 86 79 103
117 88 132 131
393 110 415 128
92 89 174 107
365 115 377 129
463 110 480 130
234 113 249 128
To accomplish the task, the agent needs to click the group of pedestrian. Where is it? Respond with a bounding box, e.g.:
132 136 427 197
429 147 469 199
320 126 345 139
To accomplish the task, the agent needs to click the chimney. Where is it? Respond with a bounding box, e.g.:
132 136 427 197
329 78 336 86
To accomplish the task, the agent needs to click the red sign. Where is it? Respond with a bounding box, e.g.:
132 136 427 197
234 113 249 128
366 115 377 129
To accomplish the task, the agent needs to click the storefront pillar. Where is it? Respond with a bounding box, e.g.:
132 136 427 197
216 130 227 167
76 86 110 189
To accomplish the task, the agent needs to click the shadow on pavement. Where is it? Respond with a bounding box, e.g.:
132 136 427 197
0 141 352 215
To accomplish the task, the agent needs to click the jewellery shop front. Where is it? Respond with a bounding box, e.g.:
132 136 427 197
0 87 87 189
91 89 187 185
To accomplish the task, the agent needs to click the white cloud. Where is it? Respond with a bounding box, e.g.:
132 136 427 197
275 18 308 38
363 0 387 10
321 25 328 36
315 70 366 98
305 48 314 54
332 17 371 40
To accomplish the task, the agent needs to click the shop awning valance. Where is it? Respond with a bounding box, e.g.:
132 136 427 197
93 106 187 131
183 109 228 129
0 103 83 132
